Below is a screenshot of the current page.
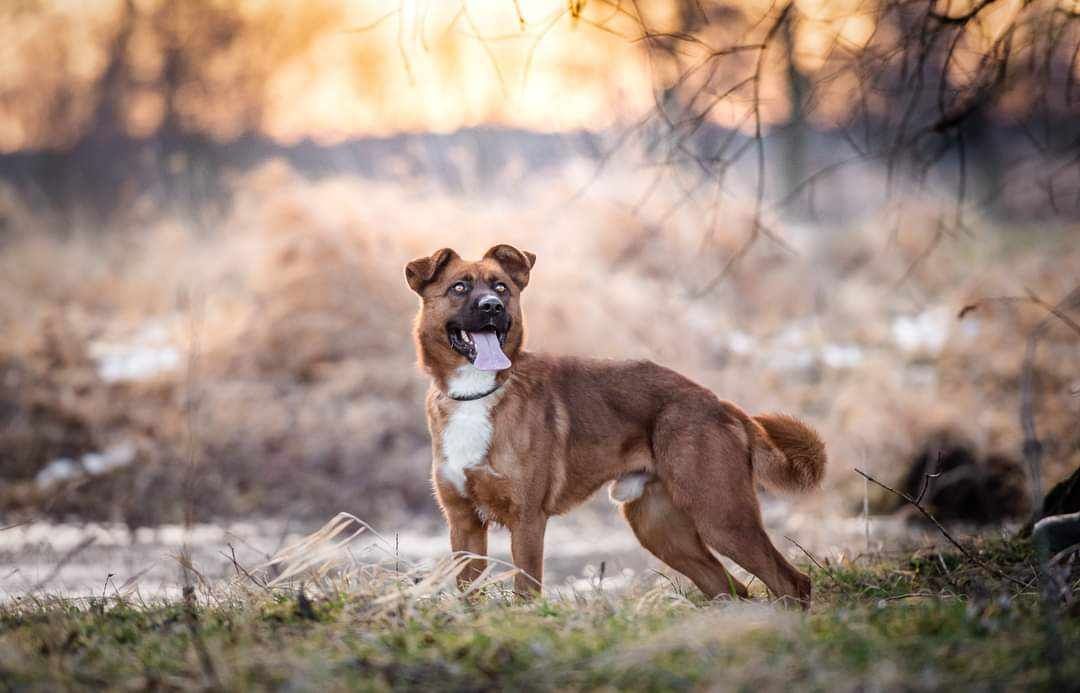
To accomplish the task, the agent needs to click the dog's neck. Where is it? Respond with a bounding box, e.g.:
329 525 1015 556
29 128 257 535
446 365 501 400
428 359 520 401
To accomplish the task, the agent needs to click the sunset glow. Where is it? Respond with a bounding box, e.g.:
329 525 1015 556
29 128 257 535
0 0 1076 151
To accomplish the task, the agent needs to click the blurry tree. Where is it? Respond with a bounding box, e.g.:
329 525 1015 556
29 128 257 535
610 0 1080 286
0 0 1076 227
0 0 342 221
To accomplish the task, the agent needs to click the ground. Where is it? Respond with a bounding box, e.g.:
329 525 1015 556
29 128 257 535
0 498 921 600
1 527 1077 691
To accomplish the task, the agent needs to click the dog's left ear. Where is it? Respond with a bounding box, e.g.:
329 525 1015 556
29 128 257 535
483 244 536 290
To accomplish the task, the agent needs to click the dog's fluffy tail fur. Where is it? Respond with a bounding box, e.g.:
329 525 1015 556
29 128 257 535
748 413 827 492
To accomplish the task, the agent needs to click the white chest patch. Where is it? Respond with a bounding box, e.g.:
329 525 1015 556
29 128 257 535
439 366 503 496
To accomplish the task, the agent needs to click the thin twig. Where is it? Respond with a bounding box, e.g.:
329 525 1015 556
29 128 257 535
784 535 870 593
915 450 944 505
854 468 1031 589
960 285 1080 516
784 535 825 571
222 543 270 592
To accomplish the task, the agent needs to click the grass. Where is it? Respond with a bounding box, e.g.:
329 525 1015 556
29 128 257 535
1 529 1077 691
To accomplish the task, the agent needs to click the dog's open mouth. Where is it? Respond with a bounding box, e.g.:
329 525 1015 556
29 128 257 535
447 325 511 371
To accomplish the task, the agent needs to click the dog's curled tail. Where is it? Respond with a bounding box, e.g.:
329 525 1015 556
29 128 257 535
748 413 826 493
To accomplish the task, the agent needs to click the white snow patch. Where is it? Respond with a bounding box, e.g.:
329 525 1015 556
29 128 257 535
891 309 949 354
35 442 137 488
89 322 180 382
822 343 864 369
727 330 757 355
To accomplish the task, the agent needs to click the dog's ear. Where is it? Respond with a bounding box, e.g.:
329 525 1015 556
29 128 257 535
483 244 536 290
405 248 459 295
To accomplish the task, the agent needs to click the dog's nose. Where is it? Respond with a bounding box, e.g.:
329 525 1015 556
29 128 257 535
476 295 504 315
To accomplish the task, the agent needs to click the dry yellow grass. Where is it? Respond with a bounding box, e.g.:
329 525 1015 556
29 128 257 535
1 157 1077 526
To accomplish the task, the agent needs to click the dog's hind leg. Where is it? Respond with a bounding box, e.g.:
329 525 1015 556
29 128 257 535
654 403 812 607
620 478 748 599
696 514 810 608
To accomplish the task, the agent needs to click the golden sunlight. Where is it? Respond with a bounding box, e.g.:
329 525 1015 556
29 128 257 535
1 0 1074 152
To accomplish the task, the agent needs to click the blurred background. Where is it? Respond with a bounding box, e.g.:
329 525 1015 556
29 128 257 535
1 0 1078 596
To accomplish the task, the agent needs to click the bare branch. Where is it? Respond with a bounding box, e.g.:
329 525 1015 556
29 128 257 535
854 468 1032 589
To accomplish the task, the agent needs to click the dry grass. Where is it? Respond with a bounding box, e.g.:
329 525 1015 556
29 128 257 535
0 511 1076 690
1 156 1078 527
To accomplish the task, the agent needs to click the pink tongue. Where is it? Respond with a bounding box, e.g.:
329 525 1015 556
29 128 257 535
471 331 511 371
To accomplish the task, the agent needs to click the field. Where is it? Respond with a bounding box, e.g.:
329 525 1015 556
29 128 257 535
2 156 1078 529
2 527 1078 691
3 1 1080 689
2 151 1079 689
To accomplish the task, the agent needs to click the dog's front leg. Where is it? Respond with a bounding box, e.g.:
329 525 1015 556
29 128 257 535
446 504 488 592
509 514 547 599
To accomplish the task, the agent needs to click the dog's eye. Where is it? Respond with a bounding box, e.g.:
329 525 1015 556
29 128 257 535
494 282 508 294
450 282 468 295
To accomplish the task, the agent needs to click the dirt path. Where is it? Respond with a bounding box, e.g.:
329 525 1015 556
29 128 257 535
1 499 932 601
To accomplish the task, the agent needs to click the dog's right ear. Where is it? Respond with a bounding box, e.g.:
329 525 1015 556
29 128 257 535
405 248 459 295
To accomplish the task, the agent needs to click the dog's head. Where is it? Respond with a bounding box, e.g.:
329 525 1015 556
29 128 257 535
405 244 535 374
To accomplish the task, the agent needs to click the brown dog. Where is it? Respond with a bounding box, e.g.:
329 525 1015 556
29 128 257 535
406 244 826 606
